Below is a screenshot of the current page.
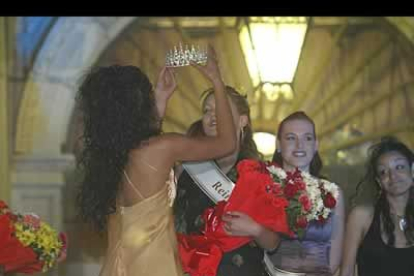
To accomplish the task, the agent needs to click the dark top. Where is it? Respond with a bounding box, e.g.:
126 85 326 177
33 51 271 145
173 164 266 276
357 205 414 276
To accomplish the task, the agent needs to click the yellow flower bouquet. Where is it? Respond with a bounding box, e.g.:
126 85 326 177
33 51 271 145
0 200 67 274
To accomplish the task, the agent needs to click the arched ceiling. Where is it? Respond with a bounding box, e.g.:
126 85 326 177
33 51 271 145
14 17 136 155
14 17 414 165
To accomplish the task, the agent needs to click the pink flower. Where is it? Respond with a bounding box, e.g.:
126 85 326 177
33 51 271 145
298 194 312 212
23 214 41 229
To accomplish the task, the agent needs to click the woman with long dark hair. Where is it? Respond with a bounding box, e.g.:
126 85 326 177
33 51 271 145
340 136 414 276
76 47 237 276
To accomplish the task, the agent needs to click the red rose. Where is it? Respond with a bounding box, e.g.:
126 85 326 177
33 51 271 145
0 200 8 209
296 216 308 228
317 215 326 224
298 194 312 212
284 184 299 198
8 213 18 221
296 180 306 191
323 193 336 208
271 183 283 196
287 168 301 181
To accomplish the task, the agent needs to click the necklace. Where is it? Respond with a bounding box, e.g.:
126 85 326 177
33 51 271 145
394 213 407 231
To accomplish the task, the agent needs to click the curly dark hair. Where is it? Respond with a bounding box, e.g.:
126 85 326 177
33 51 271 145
272 111 323 177
76 65 161 231
355 136 414 246
201 86 262 161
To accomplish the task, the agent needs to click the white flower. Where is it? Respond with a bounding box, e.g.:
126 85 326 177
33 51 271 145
267 165 287 179
266 165 278 174
321 179 339 199
301 171 312 179
322 207 331 218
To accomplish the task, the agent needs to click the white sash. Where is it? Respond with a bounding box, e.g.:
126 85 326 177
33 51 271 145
182 161 235 204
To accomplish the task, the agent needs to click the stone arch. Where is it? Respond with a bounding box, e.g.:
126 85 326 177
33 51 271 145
15 17 137 155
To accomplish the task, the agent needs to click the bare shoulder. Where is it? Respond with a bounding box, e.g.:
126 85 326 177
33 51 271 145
349 204 374 219
126 135 181 172
347 204 375 233
133 133 183 151
132 133 189 162
129 134 182 159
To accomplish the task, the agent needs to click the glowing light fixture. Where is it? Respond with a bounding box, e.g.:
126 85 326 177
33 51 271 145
239 17 308 101
253 132 277 157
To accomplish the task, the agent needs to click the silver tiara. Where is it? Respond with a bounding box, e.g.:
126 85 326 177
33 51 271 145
165 43 208 67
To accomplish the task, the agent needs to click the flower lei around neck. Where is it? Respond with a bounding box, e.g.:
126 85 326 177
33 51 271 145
265 162 339 238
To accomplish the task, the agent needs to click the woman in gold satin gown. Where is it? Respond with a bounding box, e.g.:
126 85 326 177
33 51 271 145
75 47 236 276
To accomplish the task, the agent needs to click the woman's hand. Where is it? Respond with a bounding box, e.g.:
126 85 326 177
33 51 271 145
154 66 176 117
222 211 261 237
191 45 223 85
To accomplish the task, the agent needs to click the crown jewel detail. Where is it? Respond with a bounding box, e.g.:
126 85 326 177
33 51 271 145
165 43 208 67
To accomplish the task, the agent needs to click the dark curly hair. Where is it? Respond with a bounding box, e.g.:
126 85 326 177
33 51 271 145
76 65 161 231
272 111 323 177
201 86 262 161
355 136 414 246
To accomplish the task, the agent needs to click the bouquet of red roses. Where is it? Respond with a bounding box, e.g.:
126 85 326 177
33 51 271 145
266 162 339 238
177 160 292 276
178 159 340 276
0 200 67 274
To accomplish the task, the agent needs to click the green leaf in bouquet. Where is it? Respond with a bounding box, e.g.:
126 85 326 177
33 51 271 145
271 174 282 183
296 228 306 239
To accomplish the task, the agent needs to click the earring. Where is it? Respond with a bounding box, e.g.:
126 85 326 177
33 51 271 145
275 139 280 153
411 163 414 179
374 178 383 200
240 127 245 141
376 179 383 190
376 187 383 200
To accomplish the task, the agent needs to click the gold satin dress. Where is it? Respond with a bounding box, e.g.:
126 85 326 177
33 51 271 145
99 170 183 276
